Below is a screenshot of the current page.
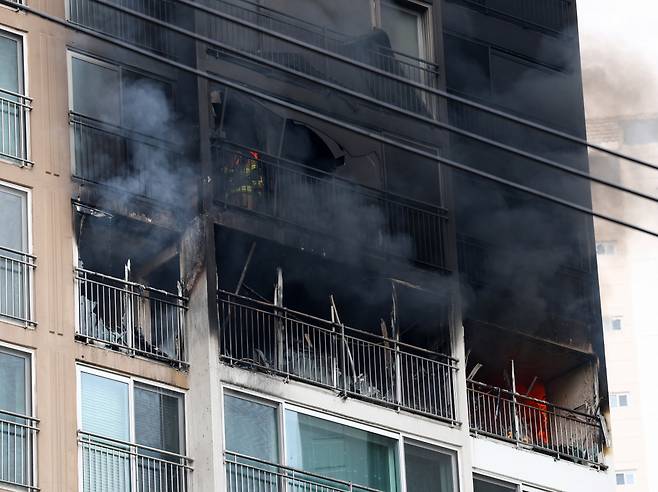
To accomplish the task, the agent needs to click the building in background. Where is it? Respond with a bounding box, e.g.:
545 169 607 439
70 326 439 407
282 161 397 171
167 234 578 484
578 0 658 489
0 0 612 491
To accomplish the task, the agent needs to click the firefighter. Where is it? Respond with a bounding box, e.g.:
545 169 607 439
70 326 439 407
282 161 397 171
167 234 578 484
222 149 265 211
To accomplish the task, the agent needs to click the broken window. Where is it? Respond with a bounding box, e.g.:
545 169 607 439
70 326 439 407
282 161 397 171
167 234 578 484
74 205 186 365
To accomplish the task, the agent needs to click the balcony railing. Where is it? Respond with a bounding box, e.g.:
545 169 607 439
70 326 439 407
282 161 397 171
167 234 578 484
467 380 604 466
213 142 448 270
75 268 188 367
79 431 192 492
0 409 38 491
218 291 458 423
201 0 439 116
68 0 176 56
225 452 381 492
447 0 573 34
0 245 35 326
70 111 180 202
0 87 32 167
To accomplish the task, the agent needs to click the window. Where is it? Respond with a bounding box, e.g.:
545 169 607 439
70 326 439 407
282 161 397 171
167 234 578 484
68 52 176 198
0 346 34 488
223 391 458 492
0 182 32 324
596 241 617 255
616 470 636 486
78 367 187 492
285 410 399 491
404 441 456 492
375 0 431 61
0 29 29 165
474 476 518 492
610 392 630 408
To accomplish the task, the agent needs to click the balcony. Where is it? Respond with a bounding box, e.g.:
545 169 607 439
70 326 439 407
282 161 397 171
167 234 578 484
0 409 38 491
79 431 192 492
68 0 176 56
446 0 573 34
218 290 458 423
213 142 448 270
0 87 31 167
225 452 379 492
467 380 604 467
75 268 188 367
70 111 180 203
0 245 35 326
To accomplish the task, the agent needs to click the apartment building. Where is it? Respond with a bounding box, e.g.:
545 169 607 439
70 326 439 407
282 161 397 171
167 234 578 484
0 0 613 491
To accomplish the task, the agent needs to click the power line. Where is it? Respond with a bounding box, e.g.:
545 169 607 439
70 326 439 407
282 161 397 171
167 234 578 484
86 0 658 207
5 0 658 240
148 0 658 174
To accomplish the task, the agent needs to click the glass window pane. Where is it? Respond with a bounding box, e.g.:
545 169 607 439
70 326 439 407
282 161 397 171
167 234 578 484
134 384 183 453
0 185 26 252
80 371 130 440
285 410 399 491
474 477 517 492
224 394 279 462
404 442 455 492
381 3 421 58
0 349 28 415
0 33 20 94
71 57 121 125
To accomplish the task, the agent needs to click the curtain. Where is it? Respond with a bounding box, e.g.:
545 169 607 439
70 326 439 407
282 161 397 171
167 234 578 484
80 372 131 492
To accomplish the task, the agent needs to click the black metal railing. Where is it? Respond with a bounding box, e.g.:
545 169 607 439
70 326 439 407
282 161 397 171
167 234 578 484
213 142 448 270
447 0 573 34
0 409 38 491
68 0 176 56
79 431 192 492
218 290 459 423
70 111 180 202
75 268 188 367
467 380 604 466
225 452 381 492
0 245 36 326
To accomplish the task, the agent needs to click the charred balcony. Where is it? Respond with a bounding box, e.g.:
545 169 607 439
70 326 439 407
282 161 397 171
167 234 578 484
74 205 188 368
215 228 458 424
210 89 448 272
465 324 607 467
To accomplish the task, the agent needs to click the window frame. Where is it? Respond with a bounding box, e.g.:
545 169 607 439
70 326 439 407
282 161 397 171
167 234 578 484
0 26 31 166
0 180 33 326
76 364 187 453
610 391 630 408
222 386 460 492
616 470 636 486
372 0 433 64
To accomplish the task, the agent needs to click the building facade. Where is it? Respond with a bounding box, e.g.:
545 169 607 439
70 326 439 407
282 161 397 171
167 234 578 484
0 1 612 492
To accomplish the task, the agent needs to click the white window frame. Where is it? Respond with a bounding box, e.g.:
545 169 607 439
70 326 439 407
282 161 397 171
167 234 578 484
610 392 630 408
221 386 459 492
0 179 34 327
616 470 636 486
76 364 188 492
0 25 31 166
0 341 37 487
370 0 434 68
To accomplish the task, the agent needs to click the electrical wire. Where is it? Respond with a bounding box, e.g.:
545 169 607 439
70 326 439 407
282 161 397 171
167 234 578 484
4 0 658 240
85 0 658 207
145 0 658 173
